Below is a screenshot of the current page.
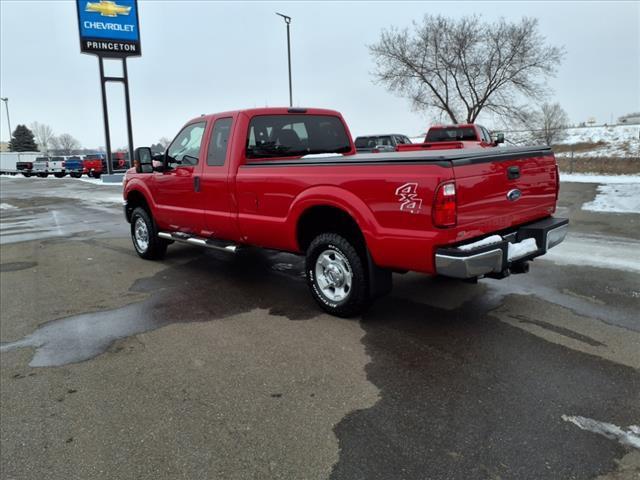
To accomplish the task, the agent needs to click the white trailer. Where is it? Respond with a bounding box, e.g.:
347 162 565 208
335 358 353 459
0 152 41 175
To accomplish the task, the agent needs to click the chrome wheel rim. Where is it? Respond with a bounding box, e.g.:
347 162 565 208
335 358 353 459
315 249 352 302
134 217 149 252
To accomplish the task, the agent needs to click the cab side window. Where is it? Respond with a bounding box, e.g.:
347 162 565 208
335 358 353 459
207 118 233 166
166 122 206 168
480 127 491 143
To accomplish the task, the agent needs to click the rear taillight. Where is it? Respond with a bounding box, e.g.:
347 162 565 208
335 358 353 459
554 164 560 202
62 161 66 167
433 181 457 227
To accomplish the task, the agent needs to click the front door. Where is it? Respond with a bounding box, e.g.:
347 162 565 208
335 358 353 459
153 121 206 233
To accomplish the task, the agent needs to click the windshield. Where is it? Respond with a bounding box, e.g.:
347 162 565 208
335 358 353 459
355 136 393 149
425 127 477 142
246 115 351 159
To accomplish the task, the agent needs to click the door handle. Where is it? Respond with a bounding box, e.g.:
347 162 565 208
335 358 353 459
507 166 520 180
194 176 201 192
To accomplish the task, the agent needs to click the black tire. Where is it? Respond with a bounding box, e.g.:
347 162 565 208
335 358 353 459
305 233 369 317
70 172 81 178
54 173 65 178
22 172 32 178
94 173 101 179
130 207 167 260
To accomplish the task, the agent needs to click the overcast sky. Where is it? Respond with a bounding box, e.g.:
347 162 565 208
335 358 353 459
1 1 639 149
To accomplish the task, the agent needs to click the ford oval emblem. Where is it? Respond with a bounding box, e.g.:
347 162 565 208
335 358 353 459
507 189 522 202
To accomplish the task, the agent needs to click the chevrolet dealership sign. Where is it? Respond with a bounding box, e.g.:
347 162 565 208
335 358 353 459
76 0 141 57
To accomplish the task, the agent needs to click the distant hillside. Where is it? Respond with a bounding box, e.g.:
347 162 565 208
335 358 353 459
506 124 640 158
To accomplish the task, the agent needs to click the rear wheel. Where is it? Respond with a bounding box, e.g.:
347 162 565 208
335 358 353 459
305 233 369 317
130 207 167 260
70 172 81 178
54 173 65 178
22 172 32 178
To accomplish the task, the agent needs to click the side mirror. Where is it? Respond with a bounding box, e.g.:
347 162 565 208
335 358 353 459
134 147 153 173
495 133 505 144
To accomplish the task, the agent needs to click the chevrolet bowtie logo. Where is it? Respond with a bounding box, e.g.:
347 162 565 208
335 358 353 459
85 0 131 17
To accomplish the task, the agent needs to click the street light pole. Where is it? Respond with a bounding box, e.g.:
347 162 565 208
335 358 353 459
276 13 293 107
0 97 12 143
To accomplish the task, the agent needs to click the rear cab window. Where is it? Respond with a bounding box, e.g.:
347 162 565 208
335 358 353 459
426 127 478 142
246 115 351 160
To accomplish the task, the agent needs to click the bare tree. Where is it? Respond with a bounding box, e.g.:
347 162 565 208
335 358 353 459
370 15 564 124
30 122 55 153
158 137 171 148
55 133 81 155
530 103 570 145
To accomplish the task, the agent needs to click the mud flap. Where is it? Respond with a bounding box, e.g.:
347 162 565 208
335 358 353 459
367 250 392 300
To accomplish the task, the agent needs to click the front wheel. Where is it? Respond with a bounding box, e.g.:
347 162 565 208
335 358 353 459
130 207 167 260
306 233 369 317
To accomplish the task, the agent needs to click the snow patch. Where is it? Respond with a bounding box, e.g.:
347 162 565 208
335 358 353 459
507 238 538 261
561 415 640 449
560 173 640 184
457 235 502 251
582 184 640 214
0 203 17 210
544 233 640 273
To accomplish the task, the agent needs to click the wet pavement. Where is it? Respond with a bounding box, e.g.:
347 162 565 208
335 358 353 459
1 176 639 479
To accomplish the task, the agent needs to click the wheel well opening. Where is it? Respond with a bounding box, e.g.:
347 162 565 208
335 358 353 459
297 206 366 254
125 190 149 223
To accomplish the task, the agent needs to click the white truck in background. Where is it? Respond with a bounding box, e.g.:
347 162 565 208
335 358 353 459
0 152 41 176
48 156 66 177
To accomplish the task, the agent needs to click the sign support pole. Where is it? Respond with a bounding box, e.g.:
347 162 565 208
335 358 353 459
122 58 135 169
98 56 114 175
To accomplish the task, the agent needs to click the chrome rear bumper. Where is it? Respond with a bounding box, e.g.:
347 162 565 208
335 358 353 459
435 217 569 279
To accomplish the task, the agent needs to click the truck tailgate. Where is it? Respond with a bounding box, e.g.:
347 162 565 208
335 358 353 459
452 147 558 238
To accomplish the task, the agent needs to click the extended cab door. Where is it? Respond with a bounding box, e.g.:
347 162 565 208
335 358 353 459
152 121 206 233
199 116 239 241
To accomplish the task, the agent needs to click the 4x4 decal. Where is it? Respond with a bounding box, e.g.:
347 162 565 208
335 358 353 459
395 183 422 214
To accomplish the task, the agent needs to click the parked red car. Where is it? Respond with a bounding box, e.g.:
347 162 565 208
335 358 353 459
123 108 567 316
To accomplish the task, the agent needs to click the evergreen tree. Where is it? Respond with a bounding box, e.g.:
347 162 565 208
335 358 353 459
9 124 38 152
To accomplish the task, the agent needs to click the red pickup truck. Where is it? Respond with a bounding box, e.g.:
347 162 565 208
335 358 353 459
123 107 567 317
399 124 504 152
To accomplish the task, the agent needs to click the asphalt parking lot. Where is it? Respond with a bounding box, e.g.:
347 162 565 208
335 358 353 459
1 176 639 480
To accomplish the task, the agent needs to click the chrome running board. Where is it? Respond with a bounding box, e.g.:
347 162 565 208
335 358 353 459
158 232 239 253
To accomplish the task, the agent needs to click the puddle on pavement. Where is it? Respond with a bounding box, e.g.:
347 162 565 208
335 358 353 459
0 249 315 367
1 241 634 368
0 261 37 272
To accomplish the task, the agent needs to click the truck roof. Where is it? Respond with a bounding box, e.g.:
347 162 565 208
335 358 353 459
187 107 344 125
428 124 478 130
354 134 407 138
